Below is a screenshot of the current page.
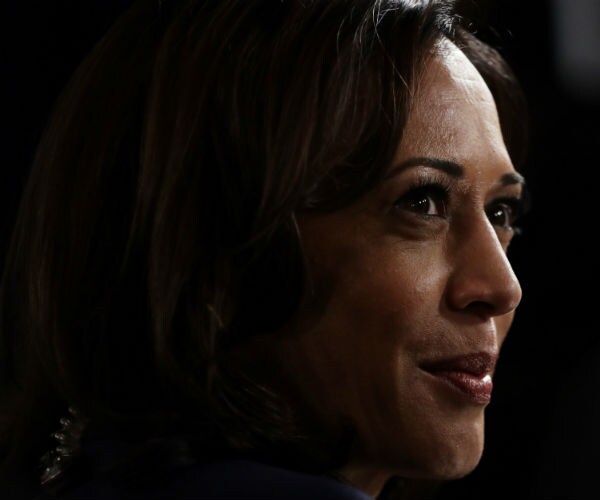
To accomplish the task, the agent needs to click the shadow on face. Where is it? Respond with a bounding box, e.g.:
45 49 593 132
241 40 523 498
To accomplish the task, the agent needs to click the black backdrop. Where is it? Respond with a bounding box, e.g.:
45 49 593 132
3 2 599 499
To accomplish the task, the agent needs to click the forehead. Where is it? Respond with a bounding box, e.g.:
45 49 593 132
398 40 513 173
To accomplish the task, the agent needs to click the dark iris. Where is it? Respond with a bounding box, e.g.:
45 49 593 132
486 197 523 231
396 184 449 217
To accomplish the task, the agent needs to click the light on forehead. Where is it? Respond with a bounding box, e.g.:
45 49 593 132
416 39 498 113
433 39 488 87
397 37 512 185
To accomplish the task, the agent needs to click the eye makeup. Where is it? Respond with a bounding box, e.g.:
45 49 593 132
392 174 453 219
485 185 530 237
385 166 529 241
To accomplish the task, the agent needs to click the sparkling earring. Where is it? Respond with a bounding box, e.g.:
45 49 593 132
40 406 88 487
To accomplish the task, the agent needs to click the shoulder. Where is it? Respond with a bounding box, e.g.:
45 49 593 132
64 459 372 500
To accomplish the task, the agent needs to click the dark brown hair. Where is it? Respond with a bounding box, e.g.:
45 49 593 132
0 0 527 492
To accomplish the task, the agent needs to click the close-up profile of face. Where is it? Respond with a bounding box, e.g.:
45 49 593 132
251 40 524 495
4 1 551 498
10 0 600 499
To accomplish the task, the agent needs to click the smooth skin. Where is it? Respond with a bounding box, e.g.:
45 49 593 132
248 40 523 498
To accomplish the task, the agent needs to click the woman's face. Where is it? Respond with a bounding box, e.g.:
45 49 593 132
252 41 523 494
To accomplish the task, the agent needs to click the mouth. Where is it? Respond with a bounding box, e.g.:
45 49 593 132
419 352 497 405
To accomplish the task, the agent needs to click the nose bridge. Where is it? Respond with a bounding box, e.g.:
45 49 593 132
447 215 522 316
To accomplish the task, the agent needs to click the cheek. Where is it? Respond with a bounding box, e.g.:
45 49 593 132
326 242 448 347
302 242 449 415
288 224 488 478
292 235 447 375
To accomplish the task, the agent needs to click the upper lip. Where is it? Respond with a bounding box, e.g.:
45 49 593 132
420 352 498 377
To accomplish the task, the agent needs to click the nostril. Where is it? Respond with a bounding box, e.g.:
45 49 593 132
463 300 498 320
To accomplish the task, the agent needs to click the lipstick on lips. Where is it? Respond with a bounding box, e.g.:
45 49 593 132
420 352 497 404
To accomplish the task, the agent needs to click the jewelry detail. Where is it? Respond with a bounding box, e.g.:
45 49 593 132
40 406 88 486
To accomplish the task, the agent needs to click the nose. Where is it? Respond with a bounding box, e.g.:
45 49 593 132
445 218 522 319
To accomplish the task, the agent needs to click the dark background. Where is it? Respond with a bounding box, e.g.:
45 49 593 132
3 1 599 499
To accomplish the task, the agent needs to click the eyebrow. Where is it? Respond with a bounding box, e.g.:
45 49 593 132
500 171 526 187
385 156 526 187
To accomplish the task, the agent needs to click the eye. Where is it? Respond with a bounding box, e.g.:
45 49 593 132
393 183 450 218
486 197 523 233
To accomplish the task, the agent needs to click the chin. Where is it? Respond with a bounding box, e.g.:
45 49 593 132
378 420 486 481
427 448 483 480
414 429 485 480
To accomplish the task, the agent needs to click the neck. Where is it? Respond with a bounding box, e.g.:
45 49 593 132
335 464 392 498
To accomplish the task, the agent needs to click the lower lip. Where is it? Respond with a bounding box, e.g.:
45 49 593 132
425 370 493 404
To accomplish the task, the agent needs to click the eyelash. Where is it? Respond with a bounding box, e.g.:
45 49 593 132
393 179 526 233
485 196 525 235
393 177 452 219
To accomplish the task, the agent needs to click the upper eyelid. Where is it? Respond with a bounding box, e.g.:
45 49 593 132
484 193 527 215
393 179 451 206
485 193 524 205
388 171 527 208
402 172 455 194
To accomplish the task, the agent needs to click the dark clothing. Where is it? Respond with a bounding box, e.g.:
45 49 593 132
4 459 371 500
3 422 372 500
61 459 372 499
